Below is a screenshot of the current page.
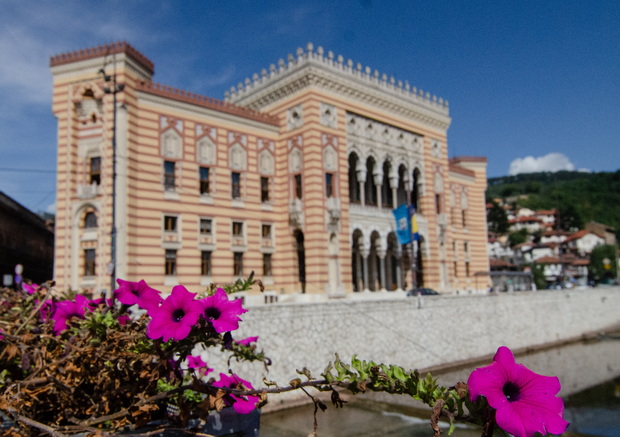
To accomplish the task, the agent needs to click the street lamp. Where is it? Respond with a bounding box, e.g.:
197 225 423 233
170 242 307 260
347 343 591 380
99 65 124 294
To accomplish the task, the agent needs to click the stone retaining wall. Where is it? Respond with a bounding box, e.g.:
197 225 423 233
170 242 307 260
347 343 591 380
210 288 620 404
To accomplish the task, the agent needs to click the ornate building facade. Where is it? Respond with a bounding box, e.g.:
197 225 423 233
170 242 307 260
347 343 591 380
50 42 489 300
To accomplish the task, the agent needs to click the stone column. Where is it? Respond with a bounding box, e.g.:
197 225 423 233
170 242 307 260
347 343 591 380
361 247 370 292
378 250 387 292
357 166 367 208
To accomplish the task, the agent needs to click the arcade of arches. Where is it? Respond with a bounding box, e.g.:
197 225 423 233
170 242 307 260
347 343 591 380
348 152 425 292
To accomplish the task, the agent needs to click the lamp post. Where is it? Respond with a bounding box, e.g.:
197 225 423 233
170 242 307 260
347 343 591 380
99 65 124 294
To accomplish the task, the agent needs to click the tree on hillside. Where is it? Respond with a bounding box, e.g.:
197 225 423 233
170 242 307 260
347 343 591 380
487 201 509 234
589 245 618 284
508 229 529 247
557 203 583 231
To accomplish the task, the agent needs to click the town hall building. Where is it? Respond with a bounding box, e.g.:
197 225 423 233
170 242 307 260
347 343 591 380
50 42 489 301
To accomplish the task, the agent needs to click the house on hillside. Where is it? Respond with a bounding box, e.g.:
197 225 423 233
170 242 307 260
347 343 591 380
562 230 605 257
585 221 616 246
0 192 54 285
508 216 544 233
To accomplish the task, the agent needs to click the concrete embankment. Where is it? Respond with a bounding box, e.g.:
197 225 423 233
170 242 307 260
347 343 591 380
209 287 620 408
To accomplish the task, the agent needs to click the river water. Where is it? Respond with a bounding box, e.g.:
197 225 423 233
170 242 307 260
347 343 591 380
260 334 620 437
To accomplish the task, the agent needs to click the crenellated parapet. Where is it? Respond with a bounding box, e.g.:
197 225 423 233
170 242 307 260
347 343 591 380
226 42 451 130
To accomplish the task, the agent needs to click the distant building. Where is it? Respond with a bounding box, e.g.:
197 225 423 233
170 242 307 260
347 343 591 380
585 221 616 246
0 191 54 285
49 42 489 299
562 230 605 257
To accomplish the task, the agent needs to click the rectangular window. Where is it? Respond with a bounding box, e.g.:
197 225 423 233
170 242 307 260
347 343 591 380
201 251 212 276
199 218 212 235
325 173 334 198
164 161 175 191
84 248 96 276
294 174 303 199
260 176 270 202
465 261 471 277
435 194 442 214
453 261 458 278
462 209 467 227
231 172 241 199
233 252 243 276
165 249 177 276
263 253 272 277
261 224 272 238
232 221 243 237
199 167 210 194
464 241 469 255
89 157 101 185
164 215 177 232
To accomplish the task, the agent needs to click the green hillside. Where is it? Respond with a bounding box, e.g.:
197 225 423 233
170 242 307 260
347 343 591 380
486 170 620 236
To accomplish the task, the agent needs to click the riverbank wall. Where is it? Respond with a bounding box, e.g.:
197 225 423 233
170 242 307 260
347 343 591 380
211 287 620 407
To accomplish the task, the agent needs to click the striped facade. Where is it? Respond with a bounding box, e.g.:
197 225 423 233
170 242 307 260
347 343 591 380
50 42 489 301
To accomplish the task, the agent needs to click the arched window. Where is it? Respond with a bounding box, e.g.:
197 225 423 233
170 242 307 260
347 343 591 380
348 153 360 203
365 157 377 206
396 165 407 206
84 211 97 229
382 161 393 208
294 230 306 293
412 168 422 213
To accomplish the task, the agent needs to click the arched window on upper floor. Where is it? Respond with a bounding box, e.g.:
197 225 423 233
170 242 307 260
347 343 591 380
381 161 393 208
412 168 422 214
365 157 378 206
396 164 408 206
348 153 360 204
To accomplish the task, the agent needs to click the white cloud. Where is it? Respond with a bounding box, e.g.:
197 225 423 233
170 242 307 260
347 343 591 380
46 202 56 214
508 153 576 175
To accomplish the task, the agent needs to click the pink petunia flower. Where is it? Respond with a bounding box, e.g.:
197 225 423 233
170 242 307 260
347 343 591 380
22 282 39 295
200 288 247 333
186 355 214 376
468 346 569 437
236 336 259 346
213 373 260 414
114 279 163 311
146 285 203 342
51 295 91 334
117 314 132 325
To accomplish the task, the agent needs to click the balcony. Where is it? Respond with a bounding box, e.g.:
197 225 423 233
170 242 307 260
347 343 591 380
77 183 100 199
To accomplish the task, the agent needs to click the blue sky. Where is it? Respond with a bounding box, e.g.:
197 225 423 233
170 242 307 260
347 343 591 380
1 0 618 213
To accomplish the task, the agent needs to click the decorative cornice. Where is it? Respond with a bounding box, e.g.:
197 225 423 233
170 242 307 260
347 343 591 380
50 41 155 76
226 43 451 131
449 163 476 178
136 81 279 126
450 156 487 164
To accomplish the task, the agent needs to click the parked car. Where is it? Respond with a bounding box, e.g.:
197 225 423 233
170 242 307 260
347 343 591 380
406 288 440 296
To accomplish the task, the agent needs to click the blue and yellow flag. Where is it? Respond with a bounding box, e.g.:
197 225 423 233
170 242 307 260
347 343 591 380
393 204 411 244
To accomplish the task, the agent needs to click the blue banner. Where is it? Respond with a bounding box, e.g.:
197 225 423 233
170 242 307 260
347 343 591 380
393 204 411 244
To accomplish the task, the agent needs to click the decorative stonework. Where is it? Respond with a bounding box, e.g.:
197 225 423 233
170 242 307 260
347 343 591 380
287 135 302 150
229 144 246 171
196 136 216 165
258 150 274 175
161 129 182 159
320 103 337 128
226 43 451 131
289 148 303 173
460 190 469 210
286 104 303 131
431 140 442 158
